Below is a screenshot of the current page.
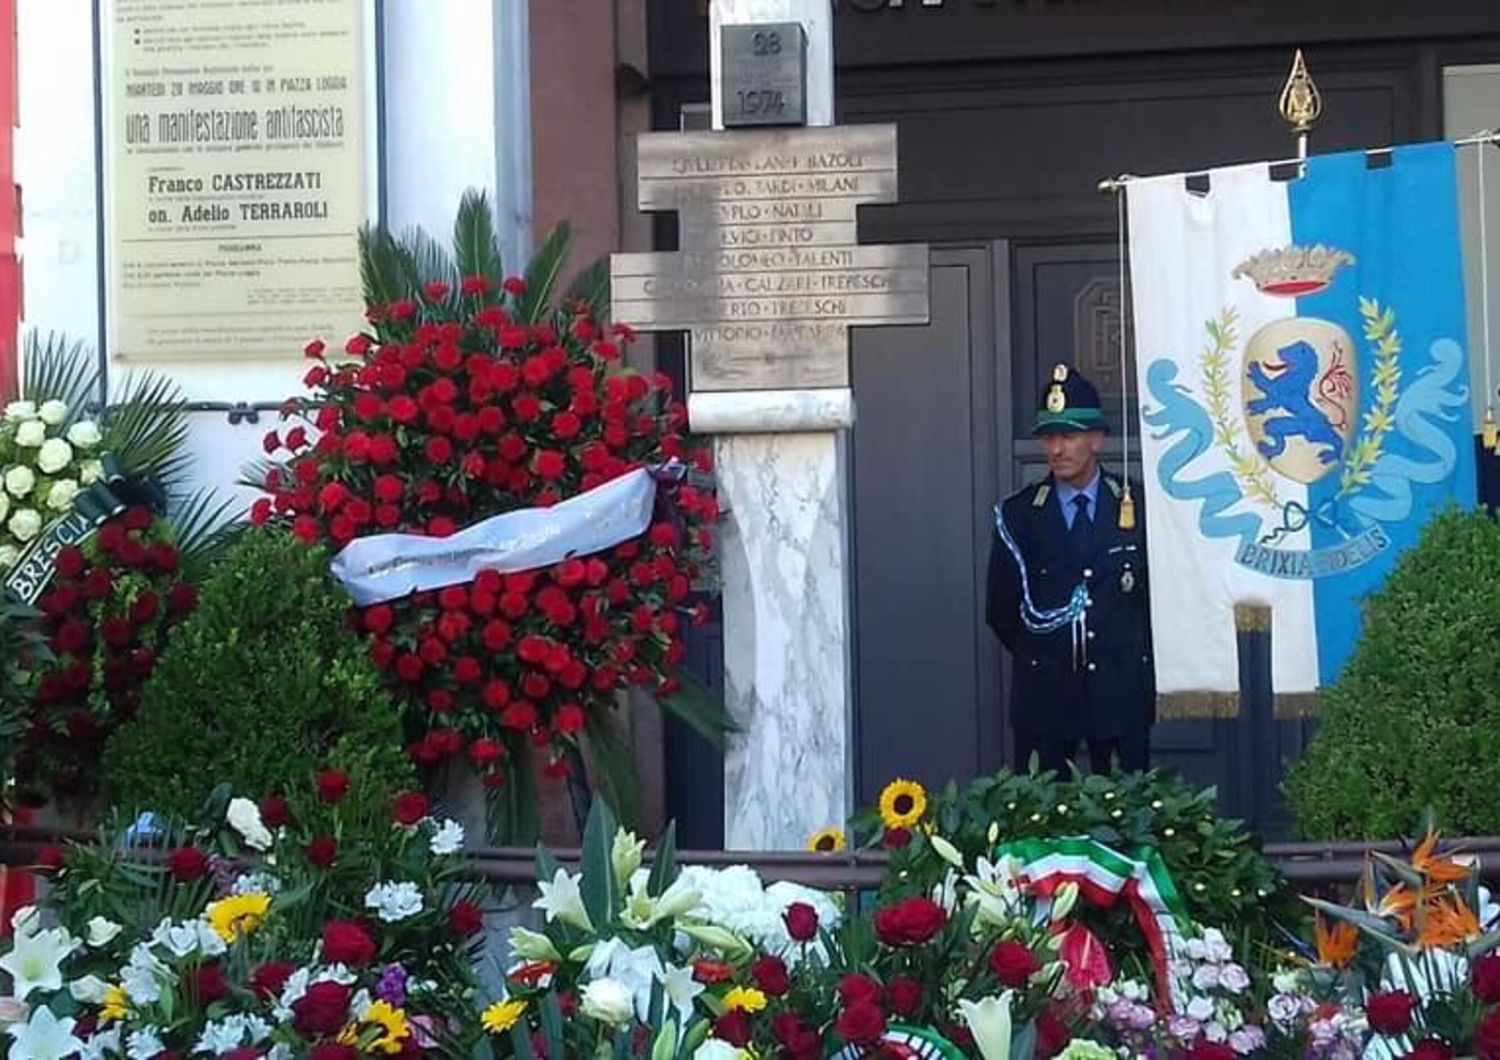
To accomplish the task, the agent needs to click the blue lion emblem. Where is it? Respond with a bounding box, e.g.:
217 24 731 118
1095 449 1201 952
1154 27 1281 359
1245 340 1344 466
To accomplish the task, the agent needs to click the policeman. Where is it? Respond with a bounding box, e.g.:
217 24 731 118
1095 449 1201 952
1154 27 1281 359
985 364 1154 774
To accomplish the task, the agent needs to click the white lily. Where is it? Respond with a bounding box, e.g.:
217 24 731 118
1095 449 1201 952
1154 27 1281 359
85 917 122 948
533 868 593 932
68 976 110 1004
930 834 967 870
584 937 664 1021
507 926 562 962
612 829 647 888
226 797 273 850
621 874 702 931
959 992 1015 1060
0 924 80 999
5 1006 84 1060
965 855 1028 927
657 963 705 1026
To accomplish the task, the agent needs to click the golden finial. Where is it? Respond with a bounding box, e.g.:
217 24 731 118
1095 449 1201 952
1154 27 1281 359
1485 407 1498 452
1280 50 1322 159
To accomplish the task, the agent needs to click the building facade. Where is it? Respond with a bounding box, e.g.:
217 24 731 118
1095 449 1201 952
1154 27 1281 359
647 0 1500 843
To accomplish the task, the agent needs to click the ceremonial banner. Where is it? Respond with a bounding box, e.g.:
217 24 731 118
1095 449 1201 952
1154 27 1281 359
1128 144 1476 711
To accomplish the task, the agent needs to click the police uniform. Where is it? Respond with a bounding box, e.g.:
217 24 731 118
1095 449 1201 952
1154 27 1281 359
985 367 1155 774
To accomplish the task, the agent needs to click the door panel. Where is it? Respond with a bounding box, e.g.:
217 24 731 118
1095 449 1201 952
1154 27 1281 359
851 244 1007 806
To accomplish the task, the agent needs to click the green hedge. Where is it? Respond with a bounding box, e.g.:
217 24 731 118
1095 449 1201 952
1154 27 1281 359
103 528 412 819
1287 507 1500 839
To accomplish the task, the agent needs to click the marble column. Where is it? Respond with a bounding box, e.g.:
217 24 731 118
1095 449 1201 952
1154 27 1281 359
700 0 854 851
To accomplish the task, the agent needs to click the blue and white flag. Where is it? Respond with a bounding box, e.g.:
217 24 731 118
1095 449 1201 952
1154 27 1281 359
1128 143 1476 708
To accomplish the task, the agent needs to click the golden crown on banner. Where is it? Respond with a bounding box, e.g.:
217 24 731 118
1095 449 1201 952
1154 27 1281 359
1231 244 1356 298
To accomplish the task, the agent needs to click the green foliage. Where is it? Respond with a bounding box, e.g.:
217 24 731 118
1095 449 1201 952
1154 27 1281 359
1287 507 1500 839
102 528 412 819
856 766 1286 932
0 601 49 811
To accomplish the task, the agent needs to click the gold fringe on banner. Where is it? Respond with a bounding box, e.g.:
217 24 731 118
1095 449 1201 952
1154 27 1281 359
1273 693 1321 719
1234 603 1272 632
1157 692 1241 720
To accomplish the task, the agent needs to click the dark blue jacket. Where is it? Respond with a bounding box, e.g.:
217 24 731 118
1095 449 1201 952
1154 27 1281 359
985 470 1155 739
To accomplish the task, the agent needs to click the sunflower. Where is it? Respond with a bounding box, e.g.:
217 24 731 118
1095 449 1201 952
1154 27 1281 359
482 998 528 1035
203 892 271 943
806 827 846 853
363 1001 412 1055
878 778 928 831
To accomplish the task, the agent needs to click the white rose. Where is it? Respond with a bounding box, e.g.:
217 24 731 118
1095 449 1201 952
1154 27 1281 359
67 420 102 449
14 420 46 447
0 492 8 523
0 545 18 569
36 438 73 474
78 459 104 486
4 465 34 497
693 1042 743 1060
8 508 41 543
38 400 68 426
4 400 36 422
580 978 635 1026
45 479 78 512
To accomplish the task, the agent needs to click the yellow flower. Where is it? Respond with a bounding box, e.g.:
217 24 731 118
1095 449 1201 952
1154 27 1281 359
363 1000 411 1055
482 998 528 1035
806 827 846 853
100 984 128 1022
203 892 271 942
879 778 928 831
723 986 767 1013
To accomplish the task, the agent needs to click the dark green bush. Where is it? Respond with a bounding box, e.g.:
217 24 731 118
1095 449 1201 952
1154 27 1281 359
1 601 49 812
103 528 412 818
1287 507 1500 839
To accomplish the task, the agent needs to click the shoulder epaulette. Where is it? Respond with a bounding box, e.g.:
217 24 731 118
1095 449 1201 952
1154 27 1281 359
1104 475 1123 499
1032 483 1052 508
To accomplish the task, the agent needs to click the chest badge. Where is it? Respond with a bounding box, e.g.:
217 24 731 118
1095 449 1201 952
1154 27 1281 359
1120 565 1137 595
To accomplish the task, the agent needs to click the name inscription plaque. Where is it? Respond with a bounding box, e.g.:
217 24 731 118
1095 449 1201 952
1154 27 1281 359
612 124 929 393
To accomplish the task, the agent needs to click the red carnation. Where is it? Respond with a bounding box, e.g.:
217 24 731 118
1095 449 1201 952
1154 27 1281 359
250 961 296 1000
750 955 791 997
714 1009 753 1048
873 896 947 947
392 791 429 825
1479 1010 1500 1060
1367 991 1417 1037
316 769 350 803
882 827 912 849
1474 953 1500 1004
838 973 883 1007
55 546 86 578
309 1047 359 1060
1184 1041 1235 1060
305 836 339 869
469 738 503 767
168 583 198 614
835 1001 886 1047
693 959 735 984
1036 1009 1072 1059
166 846 210 882
321 920 377 966
449 900 485 937
783 901 820 942
990 940 1040 988
554 702 586 735
187 961 230 1005
293 981 353 1036
388 395 419 423
886 975 923 1018
258 797 289 827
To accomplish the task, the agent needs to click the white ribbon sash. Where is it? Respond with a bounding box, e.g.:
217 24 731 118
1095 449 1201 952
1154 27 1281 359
329 468 658 606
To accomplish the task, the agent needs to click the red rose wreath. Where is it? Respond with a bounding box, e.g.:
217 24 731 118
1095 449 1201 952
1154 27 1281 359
252 200 718 838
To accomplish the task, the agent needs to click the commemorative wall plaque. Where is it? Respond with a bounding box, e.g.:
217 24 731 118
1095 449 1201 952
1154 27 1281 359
612 123 929 393
720 22 807 128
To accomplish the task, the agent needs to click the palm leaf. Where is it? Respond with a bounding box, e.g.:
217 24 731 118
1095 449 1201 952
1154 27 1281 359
168 489 244 584
564 256 611 319
486 733 540 847
657 669 735 748
517 221 574 324
452 189 504 285
358 225 408 308
101 371 191 492
582 709 641 831
19 330 99 415
238 456 280 494
395 226 457 297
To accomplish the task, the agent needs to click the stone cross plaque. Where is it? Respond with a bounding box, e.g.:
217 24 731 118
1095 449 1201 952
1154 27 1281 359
612 124 929 393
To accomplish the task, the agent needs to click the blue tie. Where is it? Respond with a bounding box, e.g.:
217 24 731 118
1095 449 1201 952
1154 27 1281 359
1069 494 1093 559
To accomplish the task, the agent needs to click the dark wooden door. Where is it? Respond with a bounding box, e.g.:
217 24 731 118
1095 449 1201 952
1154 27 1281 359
850 243 1009 805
